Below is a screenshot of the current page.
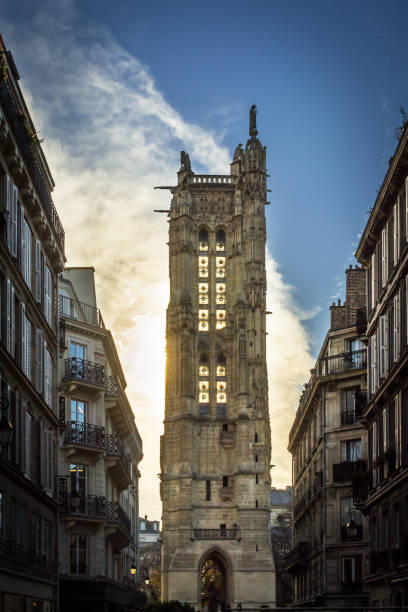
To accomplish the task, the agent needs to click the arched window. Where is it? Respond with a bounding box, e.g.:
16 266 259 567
216 229 225 252
216 354 227 413
199 229 209 252
199 354 209 410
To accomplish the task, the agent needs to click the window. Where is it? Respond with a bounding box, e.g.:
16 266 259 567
20 213 32 289
371 253 377 309
70 399 86 423
199 229 208 252
23 409 33 479
70 342 86 360
44 264 52 325
222 476 228 487
256 474 259 484
206 480 211 501
341 497 362 533
394 392 402 468
216 229 225 252
341 439 362 462
70 464 86 511
370 333 377 395
44 346 53 407
216 354 227 408
70 534 88 574
393 199 401 266
379 315 388 379
20 304 32 381
372 421 378 487
198 354 209 405
31 513 41 556
198 256 208 278
393 293 400 362
342 556 362 585
383 406 388 477
381 226 388 287
341 389 356 425
42 429 54 493
5 279 16 358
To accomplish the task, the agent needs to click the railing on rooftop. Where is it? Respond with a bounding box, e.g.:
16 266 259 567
0 80 65 251
59 295 105 328
63 357 105 386
190 175 235 184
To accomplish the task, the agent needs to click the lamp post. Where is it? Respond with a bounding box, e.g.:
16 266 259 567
0 397 13 459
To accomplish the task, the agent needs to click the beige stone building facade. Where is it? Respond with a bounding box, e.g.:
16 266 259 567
287 266 369 606
159 107 275 608
57 268 143 611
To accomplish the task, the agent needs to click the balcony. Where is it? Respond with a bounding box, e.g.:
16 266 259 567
59 295 105 328
63 358 105 394
0 537 56 574
105 501 131 548
63 421 105 461
285 541 309 573
105 433 132 490
0 80 65 251
342 581 363 592
219 485 234 500
333 460 367 483
105 375 134 438
62 493 106 529
220 429 236 446
341 524 363 542
192 527 241 540
320 349 367 376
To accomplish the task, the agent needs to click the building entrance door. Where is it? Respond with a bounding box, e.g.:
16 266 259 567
200 552 228 612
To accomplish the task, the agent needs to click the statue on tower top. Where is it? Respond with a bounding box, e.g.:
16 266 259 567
180 150 191 172
249 104 258 137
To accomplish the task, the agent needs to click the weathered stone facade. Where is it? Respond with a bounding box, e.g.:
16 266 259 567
160 107 276 608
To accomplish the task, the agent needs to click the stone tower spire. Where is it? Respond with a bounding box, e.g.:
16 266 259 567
159 108 275 608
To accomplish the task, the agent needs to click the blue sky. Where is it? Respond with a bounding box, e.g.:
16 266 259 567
2 0 408 515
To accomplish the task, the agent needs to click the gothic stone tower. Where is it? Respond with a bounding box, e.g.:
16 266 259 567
160 107 276 608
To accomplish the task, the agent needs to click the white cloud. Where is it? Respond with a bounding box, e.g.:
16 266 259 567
2 8 316 513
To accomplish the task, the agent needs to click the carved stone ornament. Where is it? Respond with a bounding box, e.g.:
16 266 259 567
180 150 191 172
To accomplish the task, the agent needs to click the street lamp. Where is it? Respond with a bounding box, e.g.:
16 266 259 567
144 571 150 586
0 397 13 452
130 564 137 576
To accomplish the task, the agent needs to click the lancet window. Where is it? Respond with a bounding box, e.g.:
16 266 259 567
217 354 227 416
199 354 210 412
215 229 226 329
198 229 209 331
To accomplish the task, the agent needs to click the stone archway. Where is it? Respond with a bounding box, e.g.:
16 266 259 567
199 549 230 612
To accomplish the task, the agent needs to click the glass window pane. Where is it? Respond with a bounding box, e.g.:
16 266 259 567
216 257 226 278
216 230 226 252
199 230 209 251
198 282 209 304
216 310 226 329
198 257 209 278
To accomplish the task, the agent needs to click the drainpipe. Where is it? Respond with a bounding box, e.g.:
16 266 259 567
321 384 327 596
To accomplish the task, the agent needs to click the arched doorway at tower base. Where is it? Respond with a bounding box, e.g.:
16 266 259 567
199 549 231 612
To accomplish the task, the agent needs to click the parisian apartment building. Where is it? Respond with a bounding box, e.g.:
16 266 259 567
287 266 369 607
355 119 408 606
0 38 65 611
57 268 143 611
0 38 144 612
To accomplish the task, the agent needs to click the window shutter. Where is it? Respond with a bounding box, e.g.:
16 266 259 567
45 430 53 492
23 409 33 479
44 344 52 407
6 279 11 354
1 174 11 251
20 302 26 373
10 284 15 359
24 219 32 289
35 240 42 302
19 205 25 275
36 329 44 393
11 184 18 258
25 316 32 381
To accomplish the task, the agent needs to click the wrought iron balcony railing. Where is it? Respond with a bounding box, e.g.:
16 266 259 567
105 501 131 533
58 295 105 328
64 357 105 386
0 537 55 573
64 421 105 450
319 349 367 376
333 460 367 483
0 79 65 251
285 541 309 572
66 494 106 518
105 374 121 396
341 524 363 542
193 528 240 540
106 433 131 476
